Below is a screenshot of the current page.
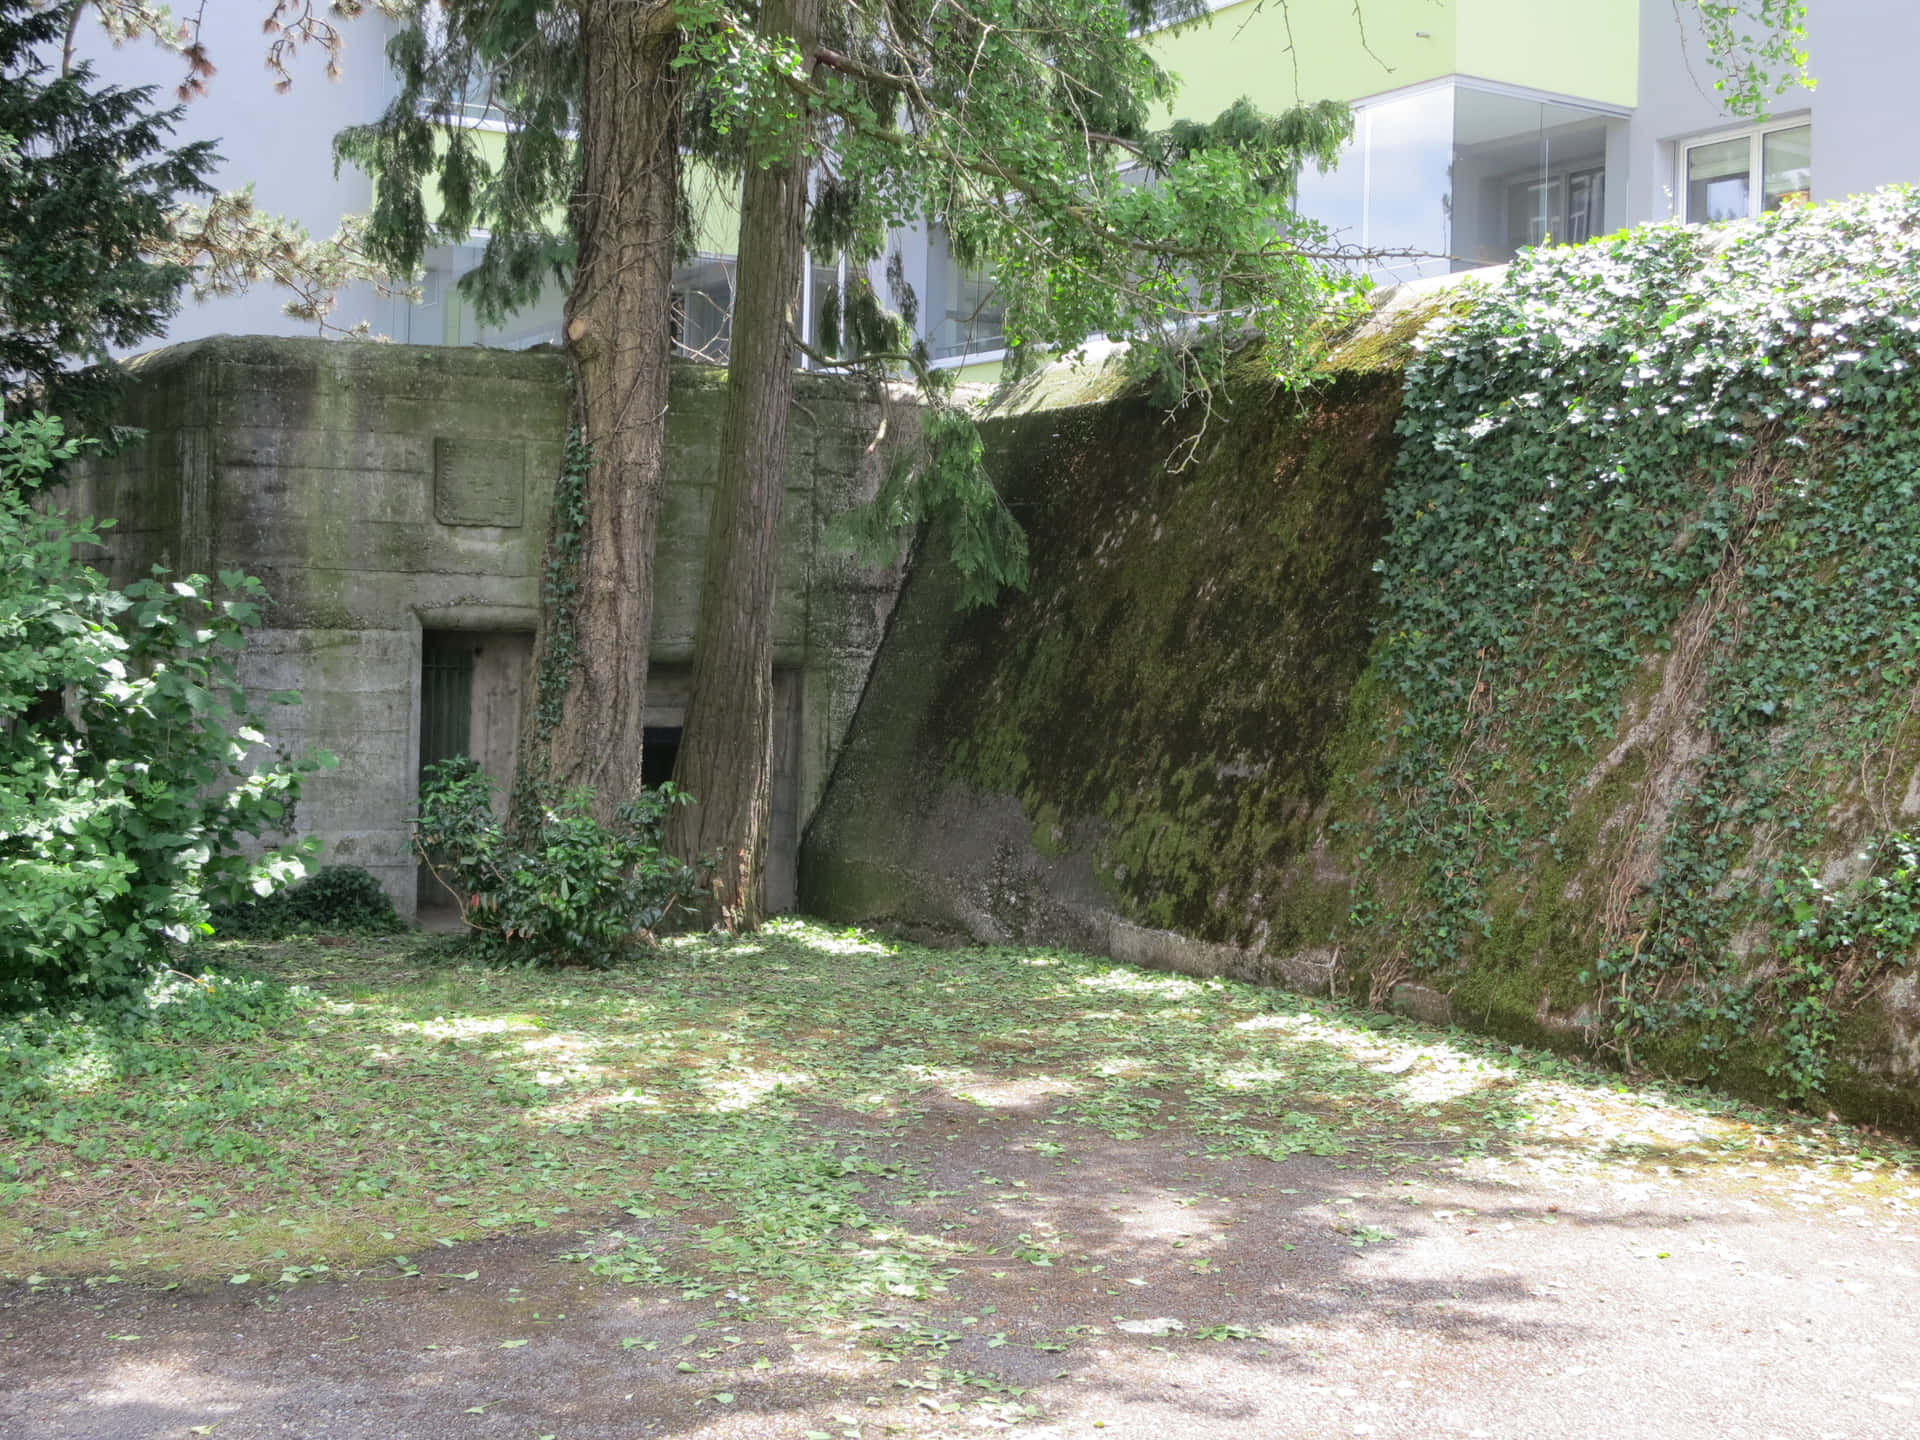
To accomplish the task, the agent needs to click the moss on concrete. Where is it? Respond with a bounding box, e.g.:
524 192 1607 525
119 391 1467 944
928 365 1400 945
801 308 1416 959
798 267 1920 1131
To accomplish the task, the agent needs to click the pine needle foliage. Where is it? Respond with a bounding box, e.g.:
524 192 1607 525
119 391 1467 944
0 0 213 437
337 0 1363 605
678 0 1361 599
333 2 582 327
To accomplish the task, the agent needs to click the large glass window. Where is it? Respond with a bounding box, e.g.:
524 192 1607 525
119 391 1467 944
1567 168 1604 243
926 226 1006 363
1506 176 1564 252
806 257 841 360
414 242 567 348
1295 81 1622 281
1450 85 1617 270
1684 122 1811 223
1687 136 1752 222
670 258 734 362
1763 125 1813 211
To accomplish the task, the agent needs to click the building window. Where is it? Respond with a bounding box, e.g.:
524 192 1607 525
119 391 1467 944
926 224 1006 364
421 242 567 349
1684 122 1811 223
670 257 735 362
1315 80 1622 278
1502 165 1604 255
665 253 851 368
1566 167 1604 243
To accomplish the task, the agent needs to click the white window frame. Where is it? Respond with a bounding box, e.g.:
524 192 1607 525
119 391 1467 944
1678 115 1812 224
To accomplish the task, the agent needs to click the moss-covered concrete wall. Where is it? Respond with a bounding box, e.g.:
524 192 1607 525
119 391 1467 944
800 272 1920 1132
70 337 902 915
801 299 1422 979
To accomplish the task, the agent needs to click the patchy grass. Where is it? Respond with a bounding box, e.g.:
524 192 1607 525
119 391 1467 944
4 919 1916 1310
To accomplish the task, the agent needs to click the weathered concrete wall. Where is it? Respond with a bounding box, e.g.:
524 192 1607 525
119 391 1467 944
71 337 902 914
800 272 1920 1133
800 337 1403 973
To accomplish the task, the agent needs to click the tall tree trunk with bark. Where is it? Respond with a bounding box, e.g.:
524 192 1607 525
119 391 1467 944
666 0 820 928
518 0 681 825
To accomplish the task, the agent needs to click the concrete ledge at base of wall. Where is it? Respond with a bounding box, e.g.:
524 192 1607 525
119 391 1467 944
1013 913 1449 1027
822 848 1347 1001
1101 917 1341 998
805 783 1349 998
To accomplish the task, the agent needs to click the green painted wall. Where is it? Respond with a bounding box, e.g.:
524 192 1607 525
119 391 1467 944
1456 0 1637 107
684 162 744 258
1145 0 1636 119
428 128 741 253
1144 0 1456 116
945 358 1007 387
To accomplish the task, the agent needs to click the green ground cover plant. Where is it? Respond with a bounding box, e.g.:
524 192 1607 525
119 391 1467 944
4 921 1912 1313
210 866 403 940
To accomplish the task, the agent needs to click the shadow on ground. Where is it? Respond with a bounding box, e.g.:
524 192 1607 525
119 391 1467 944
5 924 1920 1438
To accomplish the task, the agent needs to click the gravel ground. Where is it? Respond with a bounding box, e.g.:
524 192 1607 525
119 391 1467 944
6 1089 1918 1440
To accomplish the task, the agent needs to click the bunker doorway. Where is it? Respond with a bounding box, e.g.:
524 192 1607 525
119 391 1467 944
417 629 533 911
418 635 473 783
642 727 682 790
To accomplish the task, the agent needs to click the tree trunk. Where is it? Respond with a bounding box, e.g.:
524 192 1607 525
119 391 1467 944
517 0 680 825
666 0 821 928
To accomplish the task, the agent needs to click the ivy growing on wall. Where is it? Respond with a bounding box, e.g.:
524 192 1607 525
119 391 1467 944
513 427 592 823
1369 188 1920 1101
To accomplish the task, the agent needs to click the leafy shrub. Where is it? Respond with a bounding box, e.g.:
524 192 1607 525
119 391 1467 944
415 757 699 965
0 414 323 1008
211 865 402 939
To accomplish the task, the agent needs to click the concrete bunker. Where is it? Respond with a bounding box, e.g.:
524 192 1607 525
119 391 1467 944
69 336 904 919
409 638 803 914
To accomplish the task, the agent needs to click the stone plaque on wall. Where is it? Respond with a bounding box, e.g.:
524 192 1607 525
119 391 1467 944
434 436 526 528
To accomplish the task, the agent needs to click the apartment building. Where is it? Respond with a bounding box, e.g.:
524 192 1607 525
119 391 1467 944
917 0 1918 373
79 2 1920 369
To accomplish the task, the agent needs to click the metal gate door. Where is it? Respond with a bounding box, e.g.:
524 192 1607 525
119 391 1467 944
419 634 474 779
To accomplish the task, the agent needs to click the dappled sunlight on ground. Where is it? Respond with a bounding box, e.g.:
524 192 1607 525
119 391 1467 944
5 920 1917 1296
1387 1053 1513 1107
62 1356 269 1435
952 1075 1081 1109
514 1027 612 1079
1074 968 1205 998
758 915 892 956
9 922 1920 1437
35 1040 118 1097
696 1066 813 1112
526 1085 665 1127
400 1013 544 1041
